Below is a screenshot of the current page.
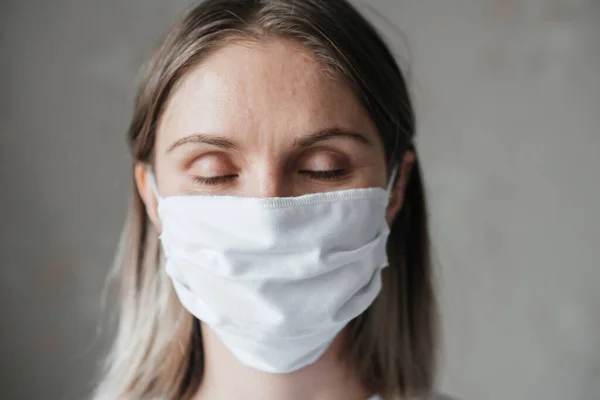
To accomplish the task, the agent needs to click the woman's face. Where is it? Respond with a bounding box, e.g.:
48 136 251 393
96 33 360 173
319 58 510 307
137 38 410 227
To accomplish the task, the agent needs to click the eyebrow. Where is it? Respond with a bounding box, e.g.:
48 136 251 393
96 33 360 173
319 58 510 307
166 127 371 153
167 134 238 152
293 128 372 148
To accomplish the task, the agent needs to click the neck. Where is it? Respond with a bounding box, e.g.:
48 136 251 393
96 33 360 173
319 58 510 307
193 322 371 400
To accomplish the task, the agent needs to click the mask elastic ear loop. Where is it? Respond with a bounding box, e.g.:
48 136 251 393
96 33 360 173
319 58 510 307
386 165 399 197
146 167 162 201
145 167 166 246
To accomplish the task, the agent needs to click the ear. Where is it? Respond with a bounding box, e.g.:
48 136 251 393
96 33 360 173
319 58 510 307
134 162 162 233
386 151 415 226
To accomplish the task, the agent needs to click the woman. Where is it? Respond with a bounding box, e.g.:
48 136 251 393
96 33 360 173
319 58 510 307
94 0 438 399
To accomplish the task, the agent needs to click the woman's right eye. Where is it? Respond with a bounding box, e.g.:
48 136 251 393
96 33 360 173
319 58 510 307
192 175 237 186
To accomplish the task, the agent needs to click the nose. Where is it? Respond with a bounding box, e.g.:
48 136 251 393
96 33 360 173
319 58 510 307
242 166 289 198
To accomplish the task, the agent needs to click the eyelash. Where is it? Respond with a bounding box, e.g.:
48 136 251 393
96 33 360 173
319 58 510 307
192 175 237 186
192 169 348 186
299 169 347 181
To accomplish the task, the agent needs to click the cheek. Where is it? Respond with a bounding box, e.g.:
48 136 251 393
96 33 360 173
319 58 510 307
364 150 390 188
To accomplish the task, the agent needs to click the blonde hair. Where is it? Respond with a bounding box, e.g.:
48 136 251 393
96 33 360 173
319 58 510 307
94 1 438 399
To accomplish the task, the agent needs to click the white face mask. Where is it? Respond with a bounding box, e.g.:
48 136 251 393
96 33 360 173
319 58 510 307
149 168 397 374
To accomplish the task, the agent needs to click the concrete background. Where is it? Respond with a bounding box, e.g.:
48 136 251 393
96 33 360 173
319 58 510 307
0 0 598 399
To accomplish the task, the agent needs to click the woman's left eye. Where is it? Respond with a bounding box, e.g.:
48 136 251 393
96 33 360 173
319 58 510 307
299 169 348 181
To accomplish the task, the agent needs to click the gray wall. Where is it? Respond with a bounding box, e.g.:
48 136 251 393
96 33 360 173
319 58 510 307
1 0 598 399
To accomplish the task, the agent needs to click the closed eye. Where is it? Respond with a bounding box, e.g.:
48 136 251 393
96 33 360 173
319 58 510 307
192 174 237 185
298 169 348 181
191 169 348 186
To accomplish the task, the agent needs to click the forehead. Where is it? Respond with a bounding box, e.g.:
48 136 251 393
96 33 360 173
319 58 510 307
158 38 379 146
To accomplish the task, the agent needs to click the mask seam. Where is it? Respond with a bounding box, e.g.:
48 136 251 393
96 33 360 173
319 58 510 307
162 228 389 282
159 191 388 211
